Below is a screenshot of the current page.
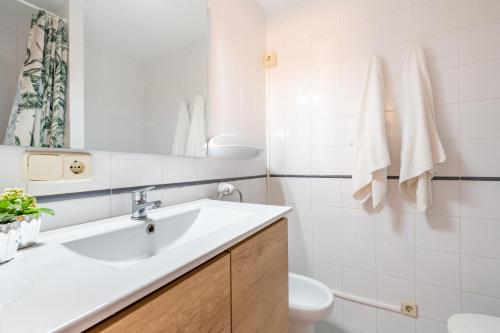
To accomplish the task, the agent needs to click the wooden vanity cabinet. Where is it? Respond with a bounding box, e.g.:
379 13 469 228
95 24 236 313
87 253 231 333
88 218 288 333
229 218 289 333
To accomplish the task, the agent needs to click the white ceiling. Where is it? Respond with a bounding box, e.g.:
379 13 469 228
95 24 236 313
255 0 305 15
84 0 207 62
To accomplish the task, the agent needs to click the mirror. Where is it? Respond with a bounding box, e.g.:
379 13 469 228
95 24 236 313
83 0 208 157
0 0 208 158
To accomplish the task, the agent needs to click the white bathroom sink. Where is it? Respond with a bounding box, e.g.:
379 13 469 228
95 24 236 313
61 205 252 264
0 199 291 333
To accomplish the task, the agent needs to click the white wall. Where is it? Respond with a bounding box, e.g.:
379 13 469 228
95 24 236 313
0 0 267 231
267 0 500 332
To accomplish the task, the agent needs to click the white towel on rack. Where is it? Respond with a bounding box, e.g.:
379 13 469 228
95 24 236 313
352 56 391 208
399 44 446 211
171 101 190 156
185 95 207 157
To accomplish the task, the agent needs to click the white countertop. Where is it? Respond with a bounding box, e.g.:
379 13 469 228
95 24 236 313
0 199 291 333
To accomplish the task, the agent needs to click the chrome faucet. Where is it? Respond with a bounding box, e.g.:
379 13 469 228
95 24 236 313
131 186 162 220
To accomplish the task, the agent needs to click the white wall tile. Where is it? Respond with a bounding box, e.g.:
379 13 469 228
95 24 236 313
287 204 312 231
312 178 341 206
312 146 342 174
413 0 458 38
342 238 376 271
377 309 416 333
41 196 111 231
430 67 458 105
415 215 460 252
373 8 411 47
418 31 458 70
459 20 500 65
377 274 415 304
289 255 313 276
462 217 500 259
312 205 342 236
374 0 411 16
416 248 460 289
461 181 500 219
162 185 198 206
342 208 376 240
162 156 197 184
342 267 377 299
462 254 500 299
110 153 162 188
460 99 500 139
416 318 448 333
416 283 461 322
313 233 342 264
459 0 500 27
289 229 313 259
462 292 500 318
313 261 342 290
343 300 377 333
0 145 26 190
459 59 500 102
461 138 500 177
377 243 415 279
376 212 415 246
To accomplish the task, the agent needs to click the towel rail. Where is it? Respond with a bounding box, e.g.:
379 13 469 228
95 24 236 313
331 289 402 314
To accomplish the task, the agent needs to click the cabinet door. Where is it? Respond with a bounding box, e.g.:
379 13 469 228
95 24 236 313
230 218 288 333
87 253 231 333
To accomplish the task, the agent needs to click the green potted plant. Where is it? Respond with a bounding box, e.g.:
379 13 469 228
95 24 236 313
0 188 54 262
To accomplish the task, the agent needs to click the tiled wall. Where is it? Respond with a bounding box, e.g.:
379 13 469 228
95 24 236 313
266 0 500 332
0 0 267 231
143 40 207 154
84 43 146 152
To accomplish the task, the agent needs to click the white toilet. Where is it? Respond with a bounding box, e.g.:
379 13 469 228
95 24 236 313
289 273 335 333
448 313 500 333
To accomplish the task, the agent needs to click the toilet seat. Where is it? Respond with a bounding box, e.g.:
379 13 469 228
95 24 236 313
448 313 500 333
289 273 334 323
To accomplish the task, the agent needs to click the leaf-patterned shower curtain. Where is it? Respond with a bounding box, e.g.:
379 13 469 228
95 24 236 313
4 10 68 148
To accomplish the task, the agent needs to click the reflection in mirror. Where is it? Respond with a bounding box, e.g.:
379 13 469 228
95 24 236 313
83 0 208 157
0 0 69 148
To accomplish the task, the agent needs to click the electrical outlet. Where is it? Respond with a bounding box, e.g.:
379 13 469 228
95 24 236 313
69 160 85 174
401 301 418 317
264 52 277 68
63 154 92 180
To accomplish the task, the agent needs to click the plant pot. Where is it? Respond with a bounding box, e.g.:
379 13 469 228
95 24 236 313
17 215 41 249
0 221 19 263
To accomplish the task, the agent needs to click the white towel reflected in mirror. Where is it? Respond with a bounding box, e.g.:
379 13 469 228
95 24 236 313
171 101 191 156
185 95 207 158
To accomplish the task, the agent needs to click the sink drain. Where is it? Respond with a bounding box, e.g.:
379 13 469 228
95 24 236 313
146 223 156 234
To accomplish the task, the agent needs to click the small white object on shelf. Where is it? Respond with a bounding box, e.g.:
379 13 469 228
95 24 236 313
207 135 262 160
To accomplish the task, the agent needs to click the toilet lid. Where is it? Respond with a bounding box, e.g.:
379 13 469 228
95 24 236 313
448 314 500 333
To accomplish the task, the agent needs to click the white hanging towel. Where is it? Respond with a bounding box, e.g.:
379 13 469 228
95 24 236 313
185 95 207 157
352 56 391 208
171 101 191 156
399 44 446 211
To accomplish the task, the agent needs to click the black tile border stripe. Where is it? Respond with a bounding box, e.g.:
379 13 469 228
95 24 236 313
35 174 500 203
37 175 267 203
270 174 496 181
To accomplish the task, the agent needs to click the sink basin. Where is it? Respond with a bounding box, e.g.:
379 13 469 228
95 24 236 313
62 206 252 264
